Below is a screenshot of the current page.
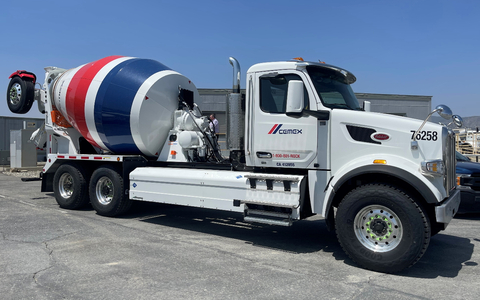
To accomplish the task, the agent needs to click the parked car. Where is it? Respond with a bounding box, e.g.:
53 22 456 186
456 151 480 214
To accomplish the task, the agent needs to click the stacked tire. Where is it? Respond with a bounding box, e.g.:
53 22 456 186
7 76 35 114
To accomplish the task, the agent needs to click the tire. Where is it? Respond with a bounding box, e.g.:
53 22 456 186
335 184 430 273
7 76 35 114
53 164 90 209
89 165 132 217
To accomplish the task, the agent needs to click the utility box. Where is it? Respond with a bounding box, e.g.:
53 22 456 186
10 129 37 168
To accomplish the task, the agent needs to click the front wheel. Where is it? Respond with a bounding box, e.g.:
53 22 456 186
335 184 430 273
89 165 132 217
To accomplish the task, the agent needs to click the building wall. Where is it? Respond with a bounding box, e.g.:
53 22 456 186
1 91 431 147
198 90 230 135
1 91 431 162
355 93 431 120
0 116 43 151
198 89 432 121
0 116 44 165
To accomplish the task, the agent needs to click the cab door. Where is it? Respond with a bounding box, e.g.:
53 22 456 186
245 70 318 169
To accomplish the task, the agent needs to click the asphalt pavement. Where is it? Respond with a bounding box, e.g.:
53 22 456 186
1 172 479 300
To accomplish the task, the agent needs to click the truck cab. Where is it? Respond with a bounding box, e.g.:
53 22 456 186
245 60 457 221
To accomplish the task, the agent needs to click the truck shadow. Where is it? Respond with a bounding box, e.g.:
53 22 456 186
398 233 476 278
125 202 475 278
128 201 341 255
43 192 475 278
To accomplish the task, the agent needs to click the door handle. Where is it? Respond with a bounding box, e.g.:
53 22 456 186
256 152 272 158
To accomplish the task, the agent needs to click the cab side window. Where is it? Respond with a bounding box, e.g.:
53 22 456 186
260 74 309 113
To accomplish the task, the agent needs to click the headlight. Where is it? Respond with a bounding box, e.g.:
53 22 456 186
421 160 444 176
456 173 471 186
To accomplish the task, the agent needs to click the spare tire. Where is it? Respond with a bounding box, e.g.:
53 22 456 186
7 76 35 114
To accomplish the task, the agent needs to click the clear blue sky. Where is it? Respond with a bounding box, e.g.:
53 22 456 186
1 0 479 119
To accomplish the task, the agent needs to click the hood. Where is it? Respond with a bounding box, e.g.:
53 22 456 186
456 161 480 175
329 109 447 173
331 109 428 129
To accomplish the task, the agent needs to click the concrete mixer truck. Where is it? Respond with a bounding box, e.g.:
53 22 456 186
6 55 462 273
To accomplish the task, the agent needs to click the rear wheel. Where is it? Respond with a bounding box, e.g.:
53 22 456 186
53 164 90 209
89 165 132 217
7 76 35 114
335 184 430 273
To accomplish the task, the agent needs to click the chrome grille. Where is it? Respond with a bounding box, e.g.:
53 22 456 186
444 129 456 196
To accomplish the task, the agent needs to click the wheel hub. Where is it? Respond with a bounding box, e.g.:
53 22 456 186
9 83 22 105
354 205 403 252
371 219 388 235
58 173 74 199
96 177 114 205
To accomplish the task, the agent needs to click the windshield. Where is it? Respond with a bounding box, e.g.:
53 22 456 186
306 66 361 110
456 151 470 162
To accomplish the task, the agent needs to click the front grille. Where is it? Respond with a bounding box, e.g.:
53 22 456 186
461 176 480 191
444 129 456 196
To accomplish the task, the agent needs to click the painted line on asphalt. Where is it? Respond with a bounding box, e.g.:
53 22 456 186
19 201 36 207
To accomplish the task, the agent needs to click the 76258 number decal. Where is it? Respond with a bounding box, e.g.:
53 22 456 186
410 130 438 141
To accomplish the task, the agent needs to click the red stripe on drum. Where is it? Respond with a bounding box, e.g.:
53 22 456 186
65 56 124 148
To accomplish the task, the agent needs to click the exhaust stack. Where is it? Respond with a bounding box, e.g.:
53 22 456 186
226 57 244 151
229 57 241 93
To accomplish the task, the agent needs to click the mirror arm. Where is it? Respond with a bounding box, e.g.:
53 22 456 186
286 111 303 118
289 109 330 120
412 108 440 142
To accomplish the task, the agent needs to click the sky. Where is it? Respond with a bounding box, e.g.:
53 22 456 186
1 0 479 119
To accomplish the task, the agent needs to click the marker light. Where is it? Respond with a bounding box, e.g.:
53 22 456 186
456 174 471 186
421 160 444 176
293 57 304 61
373 159 387 164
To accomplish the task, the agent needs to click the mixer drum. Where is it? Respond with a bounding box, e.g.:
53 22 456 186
53 56 199 157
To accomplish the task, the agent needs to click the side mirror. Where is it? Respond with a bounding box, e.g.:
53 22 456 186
435 104 453 120
286 80 304 116
452 115 463 128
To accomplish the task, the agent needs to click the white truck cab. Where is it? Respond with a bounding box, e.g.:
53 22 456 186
244 60 458 219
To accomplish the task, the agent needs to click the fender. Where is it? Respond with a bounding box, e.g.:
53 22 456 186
318 162 445 218
9 70 36 83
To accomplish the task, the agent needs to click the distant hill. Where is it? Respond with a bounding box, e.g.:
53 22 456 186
430 115 480 130
460 116 480 131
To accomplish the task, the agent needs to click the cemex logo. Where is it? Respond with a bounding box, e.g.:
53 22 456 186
268 124 303 134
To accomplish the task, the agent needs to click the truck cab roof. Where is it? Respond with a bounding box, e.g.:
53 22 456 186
247 60 357 84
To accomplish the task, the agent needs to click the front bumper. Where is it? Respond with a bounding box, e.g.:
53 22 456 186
457 187 480 214
435 189 460 224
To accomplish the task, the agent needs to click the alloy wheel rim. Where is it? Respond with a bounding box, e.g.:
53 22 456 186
353 205 403 252
58 173 74 199
96 177 114 205
9 83 22 105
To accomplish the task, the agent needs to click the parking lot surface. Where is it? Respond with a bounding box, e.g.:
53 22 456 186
1 173 479 300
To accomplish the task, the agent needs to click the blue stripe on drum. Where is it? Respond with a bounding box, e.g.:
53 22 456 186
94 58 171 154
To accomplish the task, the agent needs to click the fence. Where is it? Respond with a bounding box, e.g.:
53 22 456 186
455 129 480 162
